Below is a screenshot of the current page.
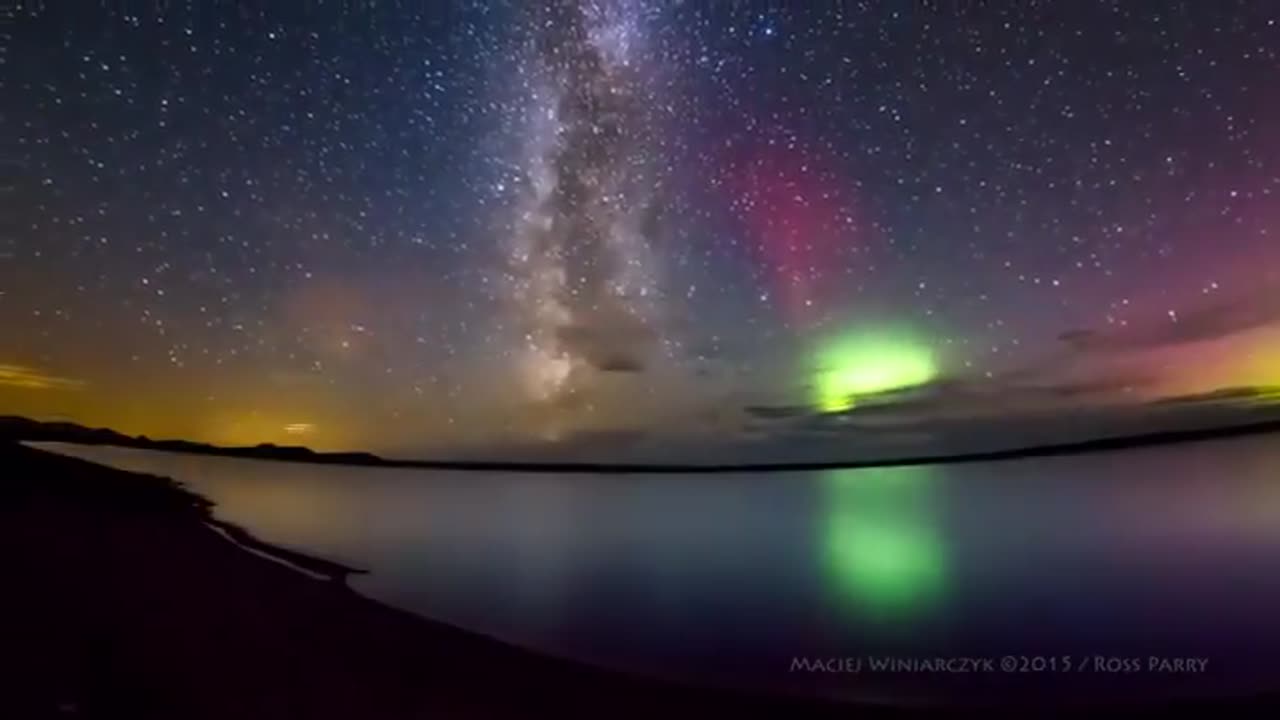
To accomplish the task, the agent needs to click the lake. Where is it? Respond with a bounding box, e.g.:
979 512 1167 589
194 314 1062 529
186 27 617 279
33 436 1280 705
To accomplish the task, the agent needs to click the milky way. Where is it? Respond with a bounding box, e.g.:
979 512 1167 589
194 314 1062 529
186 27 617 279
4 2 1280 459
506 0 668 437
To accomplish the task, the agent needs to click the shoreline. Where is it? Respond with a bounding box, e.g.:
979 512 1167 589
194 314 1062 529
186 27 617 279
0 440 868 719
7 413 1280 474
202 520 355 583
5 439 1280 718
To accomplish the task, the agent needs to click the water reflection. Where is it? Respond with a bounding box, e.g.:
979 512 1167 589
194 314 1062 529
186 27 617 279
823 466 946 622
28 439 1280 702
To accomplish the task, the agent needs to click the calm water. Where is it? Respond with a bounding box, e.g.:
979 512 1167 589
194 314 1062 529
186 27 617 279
35 437 1280 705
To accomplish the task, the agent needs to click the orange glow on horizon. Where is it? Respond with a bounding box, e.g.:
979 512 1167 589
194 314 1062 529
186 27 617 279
1159 326 1280 399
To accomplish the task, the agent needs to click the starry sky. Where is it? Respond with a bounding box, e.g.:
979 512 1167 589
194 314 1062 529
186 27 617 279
5 1 1280 461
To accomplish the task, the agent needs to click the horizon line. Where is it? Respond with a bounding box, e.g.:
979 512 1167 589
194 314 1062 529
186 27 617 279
8 414 1280 474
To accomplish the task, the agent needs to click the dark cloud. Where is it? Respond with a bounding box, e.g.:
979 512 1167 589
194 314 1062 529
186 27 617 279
1060 284 1280 353
559 428 649 448
556 306 656 373
1057 329 1097 347
1036 374 1157 398
742 368 1158 432
1151 386 1280 406
744 405 807 420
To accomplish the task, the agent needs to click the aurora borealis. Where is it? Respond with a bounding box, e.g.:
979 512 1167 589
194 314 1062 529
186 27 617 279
5 2 1280 460
811 331 938 412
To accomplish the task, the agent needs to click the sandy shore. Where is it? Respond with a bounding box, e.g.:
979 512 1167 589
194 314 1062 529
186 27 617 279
3 440 1277 719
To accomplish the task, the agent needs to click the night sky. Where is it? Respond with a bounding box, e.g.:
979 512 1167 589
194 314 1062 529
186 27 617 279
5 1 1280 461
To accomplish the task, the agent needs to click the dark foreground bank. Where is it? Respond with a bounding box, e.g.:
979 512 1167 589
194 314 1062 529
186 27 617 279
3 441 1278 719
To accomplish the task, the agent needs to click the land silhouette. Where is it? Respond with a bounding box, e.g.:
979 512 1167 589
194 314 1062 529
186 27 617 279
5 412 1280 473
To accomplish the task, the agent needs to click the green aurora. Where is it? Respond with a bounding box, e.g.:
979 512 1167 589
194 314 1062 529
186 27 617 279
811 331 938 412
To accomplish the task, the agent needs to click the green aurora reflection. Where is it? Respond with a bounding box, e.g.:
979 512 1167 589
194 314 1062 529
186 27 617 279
822 466 947 620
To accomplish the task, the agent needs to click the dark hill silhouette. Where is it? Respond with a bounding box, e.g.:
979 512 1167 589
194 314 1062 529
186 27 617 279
0 416 381 465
